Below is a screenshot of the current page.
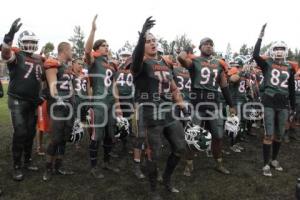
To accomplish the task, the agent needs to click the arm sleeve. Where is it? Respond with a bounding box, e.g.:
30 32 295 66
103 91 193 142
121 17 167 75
131 34 145 76
253 38 268 74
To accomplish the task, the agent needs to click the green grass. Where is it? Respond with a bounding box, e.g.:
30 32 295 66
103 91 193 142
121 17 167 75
0 83 9 125
0 82 300 200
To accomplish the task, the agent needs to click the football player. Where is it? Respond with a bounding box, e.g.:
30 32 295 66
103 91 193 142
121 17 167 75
132 17 188 199
253 24 297 177
85 15 121 179
227 59 248 152
1 18 44 181
284 66 300 142
43 42 75 181
178 37 236 175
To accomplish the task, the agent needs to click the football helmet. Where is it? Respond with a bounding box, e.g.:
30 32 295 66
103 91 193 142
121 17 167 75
269 41 288 60
184 122 212 151
157 42 164 55
69 118 84 143
248 108 262 121
18 30 39 53
119 48 132 64
225 115 240 138
234 56 246 67
115 116 130 139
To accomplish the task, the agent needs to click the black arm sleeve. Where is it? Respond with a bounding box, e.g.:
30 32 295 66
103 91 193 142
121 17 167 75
221 86 233 108
0 80 3 98
253 38 268 74
131 34 145 76
288 70 295 110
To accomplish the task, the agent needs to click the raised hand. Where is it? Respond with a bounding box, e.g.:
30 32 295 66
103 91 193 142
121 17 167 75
92 15 97 31
259 23 267 39
4 18 22 44
140 16 156 37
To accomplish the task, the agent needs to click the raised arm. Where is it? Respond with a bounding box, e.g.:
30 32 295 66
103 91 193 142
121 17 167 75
253 24 268 71
131 17 155 75
85 15 97 66
1 18 22 62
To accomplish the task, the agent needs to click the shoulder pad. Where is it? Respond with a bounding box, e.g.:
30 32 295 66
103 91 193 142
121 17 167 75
288 61 299 72
92 50 104 58
44 58 60 69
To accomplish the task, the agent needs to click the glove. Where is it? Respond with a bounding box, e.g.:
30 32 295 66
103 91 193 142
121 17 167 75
258 23 267 39
3 18 22 44
139 16 156 38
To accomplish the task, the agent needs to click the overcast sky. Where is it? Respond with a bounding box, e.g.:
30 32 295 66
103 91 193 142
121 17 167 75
0 0 299 54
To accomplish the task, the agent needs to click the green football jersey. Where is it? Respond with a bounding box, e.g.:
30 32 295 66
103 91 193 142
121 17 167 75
7 51 43 102
173 65 191 101
263 58 293 97
189 57 224 92
115 65 134 100
89 56 116 104
229 74 247 103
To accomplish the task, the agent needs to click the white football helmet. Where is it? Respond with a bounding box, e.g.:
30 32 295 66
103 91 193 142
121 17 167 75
157 42 164 55
248 108 262 121
225 115 240 138
184 122 212 151
269 41 288 60
69 118 84 143
119 48 132 64
115 116 130 139
18 30 39 53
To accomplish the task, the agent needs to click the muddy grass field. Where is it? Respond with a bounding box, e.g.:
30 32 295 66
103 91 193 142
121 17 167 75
0 84 299 200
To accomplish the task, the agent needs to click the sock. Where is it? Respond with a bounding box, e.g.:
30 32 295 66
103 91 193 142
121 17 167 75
89 140 99 168
146 160 158 191
163 153 180 183
263 143 271 165
272 141 281 161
